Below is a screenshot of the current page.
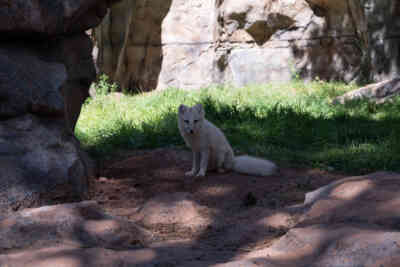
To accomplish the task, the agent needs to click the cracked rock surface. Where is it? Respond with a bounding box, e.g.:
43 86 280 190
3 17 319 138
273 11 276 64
94 0 399 90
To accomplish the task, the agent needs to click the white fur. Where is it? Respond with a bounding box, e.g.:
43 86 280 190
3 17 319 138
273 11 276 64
178 104 277 177
233 155 277 176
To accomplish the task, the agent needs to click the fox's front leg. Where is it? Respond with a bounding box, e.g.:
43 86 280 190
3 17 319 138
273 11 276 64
196 149 209 177
185 151 200 176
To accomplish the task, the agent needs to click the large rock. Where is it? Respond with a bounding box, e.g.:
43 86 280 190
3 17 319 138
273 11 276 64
93 0 399 90
364 0 400 82
0 115 88 215
333 77 400 104
2 172 400 266
95 0 218 91
0 0 111 36
244 224 400 267
300 172 400 228
0 35 95 129
0 201 151 252
0 242 206 267
238 171 400 266
0 44 65 118
0 1 113 214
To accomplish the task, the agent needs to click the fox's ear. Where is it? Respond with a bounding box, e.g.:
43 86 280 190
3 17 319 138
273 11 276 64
194 103 204 116
178 104 187 114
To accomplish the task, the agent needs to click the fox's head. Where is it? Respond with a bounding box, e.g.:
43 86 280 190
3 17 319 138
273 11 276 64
178 104 205 135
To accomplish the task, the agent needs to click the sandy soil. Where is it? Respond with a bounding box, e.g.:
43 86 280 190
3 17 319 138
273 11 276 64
87 148 346 255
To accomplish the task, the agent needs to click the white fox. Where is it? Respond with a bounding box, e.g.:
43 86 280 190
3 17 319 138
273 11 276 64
178 103 277 177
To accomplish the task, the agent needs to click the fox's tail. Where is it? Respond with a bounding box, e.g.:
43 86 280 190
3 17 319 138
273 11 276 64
233 155 277 176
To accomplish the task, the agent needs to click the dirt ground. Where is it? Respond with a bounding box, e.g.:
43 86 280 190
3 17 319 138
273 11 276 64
88 148 346 256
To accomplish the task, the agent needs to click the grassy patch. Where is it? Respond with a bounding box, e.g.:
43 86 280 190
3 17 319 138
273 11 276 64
76 80 400 175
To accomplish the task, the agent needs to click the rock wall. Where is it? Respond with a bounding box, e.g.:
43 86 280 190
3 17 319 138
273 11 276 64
0 0 114 215
364 0 400 81
93 0 400 90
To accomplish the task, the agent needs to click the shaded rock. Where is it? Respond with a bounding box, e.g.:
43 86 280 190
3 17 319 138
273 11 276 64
0 33 96 127
0 114 87 213
0 114 89 216
0 44 66 118
300 171 400 228
363 0 400 82
0 0 112 37
2 170 400 266
333 77 400 104
0 201 151 252
210 259 278 267
236 171 400 266
243 224 400 267
0 34 98 211
0 246 154 267
0 0 110 214
53 33 98 132
0 242 200 267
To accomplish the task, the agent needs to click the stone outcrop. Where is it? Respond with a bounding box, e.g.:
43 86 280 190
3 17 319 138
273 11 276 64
2 172 400 266
333 76 400 104
363 0 400 82
0 0 114 215
0 0 110 36
0 201 151 252
93 0 400 90
239 172 400 267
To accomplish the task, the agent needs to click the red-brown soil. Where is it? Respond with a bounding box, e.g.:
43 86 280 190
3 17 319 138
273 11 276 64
89 148 346 254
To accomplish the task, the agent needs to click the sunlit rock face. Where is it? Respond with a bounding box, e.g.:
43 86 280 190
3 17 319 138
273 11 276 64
93 0 399 90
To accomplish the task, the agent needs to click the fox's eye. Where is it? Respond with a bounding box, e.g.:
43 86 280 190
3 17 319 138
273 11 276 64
194 120 199 123
184 120 189 123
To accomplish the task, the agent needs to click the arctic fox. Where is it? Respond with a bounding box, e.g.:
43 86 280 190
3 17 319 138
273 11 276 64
178 103 277 177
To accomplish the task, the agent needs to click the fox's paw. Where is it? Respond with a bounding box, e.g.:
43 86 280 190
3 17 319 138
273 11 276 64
196 171 206 177
185 170 196 176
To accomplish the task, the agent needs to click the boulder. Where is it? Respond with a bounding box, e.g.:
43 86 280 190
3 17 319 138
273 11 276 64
0 201 151 252
300 171 400 228
95 0 217 91
0 1 113 213
0 115 88 215
364 0 400 82
333 77 400 104
0 41 92 214
0 44 66 118
0 0 111 36
2 172 400 266
0 242 203 267
238 171 400 266
244 224 400 267
0 246 159 267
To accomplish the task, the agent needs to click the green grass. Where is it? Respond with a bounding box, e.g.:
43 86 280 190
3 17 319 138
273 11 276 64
76 80 400 175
